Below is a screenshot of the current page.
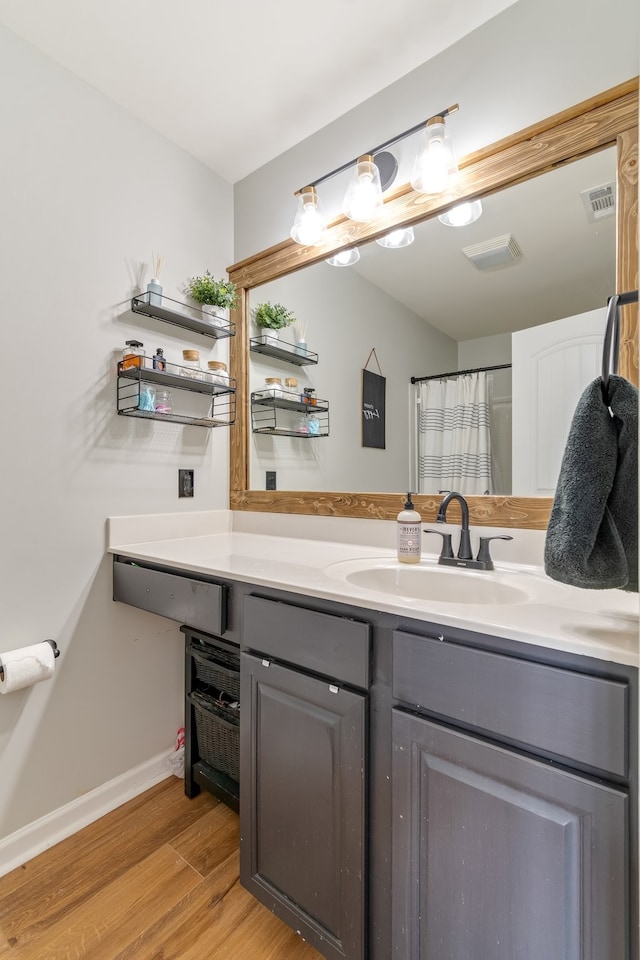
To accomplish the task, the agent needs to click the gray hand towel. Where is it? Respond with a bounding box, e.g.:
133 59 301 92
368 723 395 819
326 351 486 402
544 374 638 592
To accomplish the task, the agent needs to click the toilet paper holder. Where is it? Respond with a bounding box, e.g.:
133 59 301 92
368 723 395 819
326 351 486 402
0 639 60 682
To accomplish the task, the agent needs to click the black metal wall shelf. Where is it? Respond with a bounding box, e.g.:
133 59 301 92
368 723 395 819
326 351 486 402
250 336 318 366
251 390 329 437
132 291 236 340
117 358 236 428
118 362 235 396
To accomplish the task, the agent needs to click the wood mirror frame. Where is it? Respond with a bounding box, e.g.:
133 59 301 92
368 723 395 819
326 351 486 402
228 79 638 529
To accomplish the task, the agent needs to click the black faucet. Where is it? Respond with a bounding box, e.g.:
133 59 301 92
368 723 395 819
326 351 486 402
436 491 473 559
424 490 513 570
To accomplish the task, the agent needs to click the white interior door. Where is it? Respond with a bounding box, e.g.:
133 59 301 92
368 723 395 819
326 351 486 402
512 307 605 495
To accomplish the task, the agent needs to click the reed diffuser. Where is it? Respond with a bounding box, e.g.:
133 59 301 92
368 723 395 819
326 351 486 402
147 252 165 306
294 319 308 356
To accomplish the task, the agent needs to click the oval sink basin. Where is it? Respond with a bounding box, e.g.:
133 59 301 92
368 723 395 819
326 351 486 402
324 558 552 606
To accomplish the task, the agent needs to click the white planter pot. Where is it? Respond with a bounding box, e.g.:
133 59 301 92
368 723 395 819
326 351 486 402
200 304 228 327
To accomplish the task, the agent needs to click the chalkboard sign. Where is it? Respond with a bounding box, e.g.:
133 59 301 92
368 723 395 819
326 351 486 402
362 369 386 449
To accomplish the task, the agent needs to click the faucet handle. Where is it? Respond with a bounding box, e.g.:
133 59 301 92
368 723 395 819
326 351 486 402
476 535 513 567
423 529 454 560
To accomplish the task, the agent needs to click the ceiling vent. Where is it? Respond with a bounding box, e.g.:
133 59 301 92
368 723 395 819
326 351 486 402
580 181 616 223
462 234 523 270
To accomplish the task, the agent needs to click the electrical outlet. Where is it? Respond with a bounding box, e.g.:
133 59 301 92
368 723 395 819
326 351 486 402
178 469 194 498
266 471 276 491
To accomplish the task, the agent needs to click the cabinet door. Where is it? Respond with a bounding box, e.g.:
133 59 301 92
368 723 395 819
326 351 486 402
241 653 366 960
392 710 628 960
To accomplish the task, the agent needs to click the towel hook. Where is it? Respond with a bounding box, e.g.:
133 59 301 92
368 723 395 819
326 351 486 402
601 289 638 402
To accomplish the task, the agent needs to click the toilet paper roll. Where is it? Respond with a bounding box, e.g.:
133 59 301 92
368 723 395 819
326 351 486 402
0 642 56 694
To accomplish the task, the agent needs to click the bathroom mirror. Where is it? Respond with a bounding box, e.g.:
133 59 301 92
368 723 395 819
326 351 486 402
246 147 617 497
228 80 638 529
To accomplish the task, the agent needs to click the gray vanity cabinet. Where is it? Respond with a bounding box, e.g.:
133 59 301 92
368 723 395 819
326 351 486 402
392 711 628 960
240 594 371 960
391 629 633 960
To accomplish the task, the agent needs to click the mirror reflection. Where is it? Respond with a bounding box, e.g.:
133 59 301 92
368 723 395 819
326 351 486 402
248 147 616 496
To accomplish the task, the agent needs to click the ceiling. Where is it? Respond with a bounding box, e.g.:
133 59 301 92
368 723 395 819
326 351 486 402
0 0 518 182
0 0 619 340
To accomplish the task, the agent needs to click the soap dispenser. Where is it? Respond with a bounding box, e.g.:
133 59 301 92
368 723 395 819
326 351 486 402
397 492 421 564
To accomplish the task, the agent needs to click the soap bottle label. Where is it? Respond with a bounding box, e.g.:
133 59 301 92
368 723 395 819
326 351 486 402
398 522 421 557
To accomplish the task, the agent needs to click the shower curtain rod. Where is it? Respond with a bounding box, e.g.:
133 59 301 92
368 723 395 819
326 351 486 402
411 362 512 384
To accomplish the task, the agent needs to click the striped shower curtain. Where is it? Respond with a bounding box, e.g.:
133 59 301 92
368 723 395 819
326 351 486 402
417 371 492 495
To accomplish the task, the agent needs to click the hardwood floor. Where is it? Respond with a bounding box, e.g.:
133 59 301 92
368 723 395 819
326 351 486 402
0 777 324 959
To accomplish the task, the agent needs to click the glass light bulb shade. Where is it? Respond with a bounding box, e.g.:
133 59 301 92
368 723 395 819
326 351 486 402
375 227 415 248
438 199 483 227
325 247 361 266
342 156 383 222
290 187 327 245
410 120 458 195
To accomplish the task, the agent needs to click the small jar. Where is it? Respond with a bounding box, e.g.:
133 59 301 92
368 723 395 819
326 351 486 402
206 360 229 387
139 384 156 411
180 349 203 380
295 416 310 435
284 377 298 397
264 376 284 397
302 387 317 405
307 413 321 436
155 389 173 414
122 339 144 370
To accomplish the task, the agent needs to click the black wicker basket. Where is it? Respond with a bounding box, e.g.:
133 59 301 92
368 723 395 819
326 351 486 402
192 649 240 702
192 694 239 782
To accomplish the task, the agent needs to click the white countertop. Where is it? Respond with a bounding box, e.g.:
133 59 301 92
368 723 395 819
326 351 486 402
108 513 639 668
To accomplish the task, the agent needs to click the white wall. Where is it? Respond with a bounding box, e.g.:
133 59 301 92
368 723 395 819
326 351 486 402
249 267 456 492
234 0 639 258
0 25 233 840
458 332 511 369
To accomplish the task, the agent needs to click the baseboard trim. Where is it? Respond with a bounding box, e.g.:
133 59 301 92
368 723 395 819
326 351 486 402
0 750 175 878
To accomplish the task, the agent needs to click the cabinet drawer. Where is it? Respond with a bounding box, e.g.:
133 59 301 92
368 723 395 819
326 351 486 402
393 631 628 777
243 595 371 689
113 559 226 635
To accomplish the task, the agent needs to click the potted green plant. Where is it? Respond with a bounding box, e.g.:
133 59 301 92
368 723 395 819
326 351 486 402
185 271 238 325
253 301 296 342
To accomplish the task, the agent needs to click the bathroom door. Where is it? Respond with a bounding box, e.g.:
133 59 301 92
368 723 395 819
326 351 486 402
511 307 605 495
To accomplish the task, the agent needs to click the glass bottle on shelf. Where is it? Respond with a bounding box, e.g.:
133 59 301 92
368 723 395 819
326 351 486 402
295 416 310 435
206 360 229 387
139 385 156 411
155 389 173 414
264 377 284 398
284 377 298 398
302 387 317 405
146 278 163 307
122 339 144 370
152 347 166 371
180 349 203 380
307 413 321 435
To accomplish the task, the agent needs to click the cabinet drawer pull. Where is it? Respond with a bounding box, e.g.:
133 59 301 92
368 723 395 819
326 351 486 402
329 684 339 694
262 658 270 667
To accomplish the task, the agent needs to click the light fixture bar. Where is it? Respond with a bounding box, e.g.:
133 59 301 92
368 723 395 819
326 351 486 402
293 103 459 196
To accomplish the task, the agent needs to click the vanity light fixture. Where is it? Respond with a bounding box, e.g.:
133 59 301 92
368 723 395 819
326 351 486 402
376 226 415 248
438 199 483 227
290 103 459 244
325 247 361 266
290 185 327 246
342 155 384 222
410 114 458 195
